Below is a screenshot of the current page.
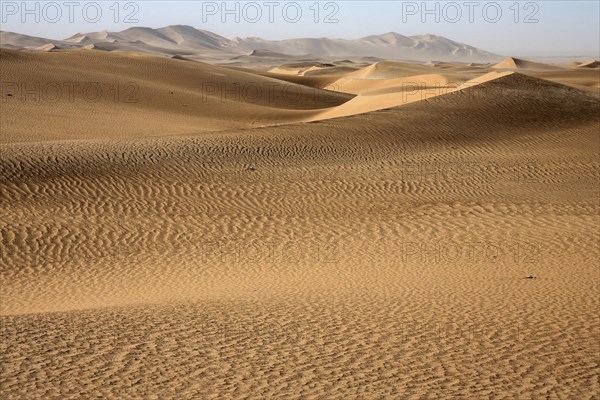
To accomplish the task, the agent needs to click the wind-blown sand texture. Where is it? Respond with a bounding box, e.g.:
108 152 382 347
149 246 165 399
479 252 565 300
1 47 599 398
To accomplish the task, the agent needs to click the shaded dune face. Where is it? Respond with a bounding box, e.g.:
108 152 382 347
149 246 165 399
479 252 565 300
1 49 599 399
3 49 597 143
0 49 354 142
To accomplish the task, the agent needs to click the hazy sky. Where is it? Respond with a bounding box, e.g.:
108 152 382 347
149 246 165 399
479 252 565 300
1 1 598 57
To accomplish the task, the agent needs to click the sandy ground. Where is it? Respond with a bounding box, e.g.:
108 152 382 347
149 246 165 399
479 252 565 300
1 49 599 398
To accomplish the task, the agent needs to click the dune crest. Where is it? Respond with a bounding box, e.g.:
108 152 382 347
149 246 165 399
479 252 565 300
0 49 353 142
578 59 600 68
1 26 502 62
491 56 561 70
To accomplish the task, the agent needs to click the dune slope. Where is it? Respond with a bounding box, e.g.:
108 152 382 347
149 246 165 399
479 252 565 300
0 49 353 143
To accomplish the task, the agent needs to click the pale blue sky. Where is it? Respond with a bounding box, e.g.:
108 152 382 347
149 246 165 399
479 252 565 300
1 1 598 57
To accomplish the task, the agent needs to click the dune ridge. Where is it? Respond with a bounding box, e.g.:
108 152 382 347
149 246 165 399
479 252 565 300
1 26 503 63
0 49 353 142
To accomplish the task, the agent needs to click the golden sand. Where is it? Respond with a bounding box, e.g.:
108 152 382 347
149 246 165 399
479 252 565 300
1 49 599 398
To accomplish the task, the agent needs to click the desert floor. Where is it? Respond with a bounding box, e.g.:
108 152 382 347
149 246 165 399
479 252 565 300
1 49 599 398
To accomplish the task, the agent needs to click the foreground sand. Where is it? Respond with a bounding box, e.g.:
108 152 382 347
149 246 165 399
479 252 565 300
1 51 599 398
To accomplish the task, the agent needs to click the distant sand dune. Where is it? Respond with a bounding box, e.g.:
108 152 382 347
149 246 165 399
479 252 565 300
0 49 353 142
578 59 600 68
1 26 504 63
491 56 562 70
310 70 514 119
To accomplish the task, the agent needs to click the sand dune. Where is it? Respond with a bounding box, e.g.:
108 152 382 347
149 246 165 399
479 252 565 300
6 49 591 142
1 26 503 63
1 48 599 398
491 56 563 70
333 73 452 95
0 49 352 142
237 32 502 62
308 69 513 118
1 31 66 48
267 62 350 76
495 58 600 95
578 59 600 68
